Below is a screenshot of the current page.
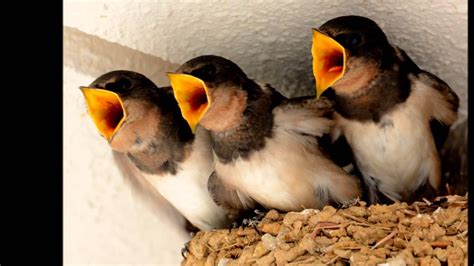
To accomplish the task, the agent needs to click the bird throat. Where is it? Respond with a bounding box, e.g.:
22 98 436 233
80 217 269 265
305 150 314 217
333 69 411 122
126 138 189 176
199 88 247 132
123 112 194 176
331 59 380 96
208 91 275 164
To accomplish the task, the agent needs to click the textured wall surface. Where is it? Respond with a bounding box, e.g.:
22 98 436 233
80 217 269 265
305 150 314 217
64 0 467 264
64 0 467 108
64 67 190 265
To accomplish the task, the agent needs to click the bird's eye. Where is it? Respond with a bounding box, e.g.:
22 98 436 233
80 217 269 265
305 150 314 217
333 33 362 48
347 34 362 47
190 64 216 81
334 34 348 46
105 78 132 92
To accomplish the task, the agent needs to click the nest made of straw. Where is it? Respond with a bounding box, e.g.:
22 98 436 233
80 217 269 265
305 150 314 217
182 194 467 266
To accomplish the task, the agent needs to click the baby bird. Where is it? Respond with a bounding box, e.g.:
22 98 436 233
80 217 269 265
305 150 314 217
167 55 361 216
311 16 459 203
80 70 231 230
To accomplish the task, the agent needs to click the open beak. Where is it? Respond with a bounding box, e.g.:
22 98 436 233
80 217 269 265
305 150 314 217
80 87 127 141
311 29 346 98
167 73 211 133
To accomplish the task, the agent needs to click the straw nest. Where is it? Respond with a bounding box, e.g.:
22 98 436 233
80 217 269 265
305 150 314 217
182 194 467 266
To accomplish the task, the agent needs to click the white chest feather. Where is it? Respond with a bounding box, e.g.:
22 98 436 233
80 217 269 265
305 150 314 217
215 128 359 211
336 82 440 200
141 130 228 231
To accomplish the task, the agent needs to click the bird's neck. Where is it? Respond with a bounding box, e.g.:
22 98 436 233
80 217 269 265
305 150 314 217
127 94 195 175
332 66 411 123
209 83 275 164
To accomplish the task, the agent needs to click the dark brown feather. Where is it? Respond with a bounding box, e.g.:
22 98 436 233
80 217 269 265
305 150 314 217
209 81 283 164
207 171 258 219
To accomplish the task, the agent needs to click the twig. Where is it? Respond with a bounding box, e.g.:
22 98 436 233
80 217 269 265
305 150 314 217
414 204 420 214
430 240 451 248
319 224 344 229
340 212 367 223
344 246 363 250
422 198 432 206
398 224 409 244
291 255 316 263
204 241 216 252
446 183 452 195
372 229 398 250
456 220 464 231
315 221 341 227
311 221 341 238
349 221 392 231
325 255 340 264
400 209 417 216
350 221 374 227
216 242 239 251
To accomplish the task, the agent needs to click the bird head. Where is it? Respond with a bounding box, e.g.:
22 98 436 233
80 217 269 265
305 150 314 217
167 55 249 133
312 16 393 97
80 71 170 152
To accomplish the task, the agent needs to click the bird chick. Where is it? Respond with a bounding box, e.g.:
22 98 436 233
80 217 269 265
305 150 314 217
311 16 459 203
80 70 231 230
168 55 361 215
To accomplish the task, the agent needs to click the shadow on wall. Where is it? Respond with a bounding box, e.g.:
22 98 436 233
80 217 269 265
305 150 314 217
64 26 180 88
64 26 188 220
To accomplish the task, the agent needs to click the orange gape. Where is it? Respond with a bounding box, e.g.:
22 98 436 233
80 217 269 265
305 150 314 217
167 73 212 133
80 88 127 140
311 29 346 98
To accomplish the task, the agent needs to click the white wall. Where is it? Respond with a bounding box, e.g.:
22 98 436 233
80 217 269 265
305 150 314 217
63 67 190 265
64 0 467 264
64 0 467 108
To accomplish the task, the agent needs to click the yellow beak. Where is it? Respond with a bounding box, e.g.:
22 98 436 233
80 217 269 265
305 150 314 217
167 73 211 133
80 87 127 141
311 29 346 98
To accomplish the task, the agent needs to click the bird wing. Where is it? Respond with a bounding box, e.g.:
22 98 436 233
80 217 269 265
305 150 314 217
271 93 353 168
207 171 258 220
394 45 460 151
272 94 334 138
271 90 357 171
418 71 460 151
